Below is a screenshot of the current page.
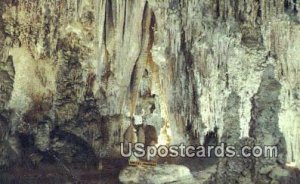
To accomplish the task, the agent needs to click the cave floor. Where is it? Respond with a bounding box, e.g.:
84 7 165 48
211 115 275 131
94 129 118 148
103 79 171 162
0 159 126 184
0 157 218 184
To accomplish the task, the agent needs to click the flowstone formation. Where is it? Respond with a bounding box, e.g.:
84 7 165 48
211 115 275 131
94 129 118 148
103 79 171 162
0 0 299 183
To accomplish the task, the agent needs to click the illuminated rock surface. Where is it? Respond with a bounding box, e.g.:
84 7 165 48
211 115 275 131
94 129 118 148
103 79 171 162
119 164 193 184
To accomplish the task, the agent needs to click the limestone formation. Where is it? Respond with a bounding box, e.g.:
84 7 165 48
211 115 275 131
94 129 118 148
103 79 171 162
119 164 194 184
0 0 299 183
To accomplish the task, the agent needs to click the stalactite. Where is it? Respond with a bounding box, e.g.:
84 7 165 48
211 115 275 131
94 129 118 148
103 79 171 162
129 3 152 118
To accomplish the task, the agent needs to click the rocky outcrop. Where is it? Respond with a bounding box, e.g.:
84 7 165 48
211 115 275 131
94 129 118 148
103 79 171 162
0 0 17 171
0 56 15 110
119 164 194 184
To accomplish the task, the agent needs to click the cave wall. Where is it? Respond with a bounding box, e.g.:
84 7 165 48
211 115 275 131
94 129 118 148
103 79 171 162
0 0 299 171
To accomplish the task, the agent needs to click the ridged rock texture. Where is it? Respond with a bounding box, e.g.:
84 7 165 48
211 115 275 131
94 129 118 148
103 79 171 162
0 0 300 183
